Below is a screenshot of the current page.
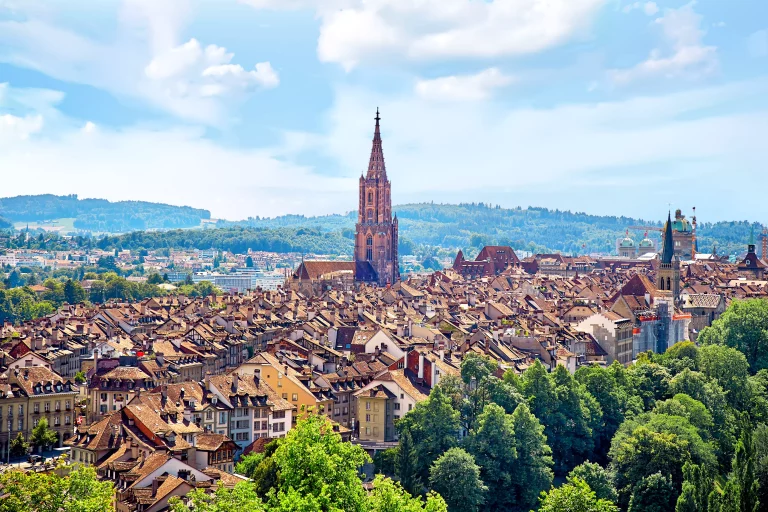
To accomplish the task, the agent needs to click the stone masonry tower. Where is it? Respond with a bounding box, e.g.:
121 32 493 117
354 109 400 286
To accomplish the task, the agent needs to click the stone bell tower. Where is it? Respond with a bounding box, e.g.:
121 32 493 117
354 109 400 286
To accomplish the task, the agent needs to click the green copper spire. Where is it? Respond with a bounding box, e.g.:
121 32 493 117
661 211 674 264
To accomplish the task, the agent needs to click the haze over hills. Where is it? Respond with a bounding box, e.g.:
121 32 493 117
0 194 763 258
0 194 211 233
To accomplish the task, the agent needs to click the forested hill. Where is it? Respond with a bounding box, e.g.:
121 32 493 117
222 203 761 257
0 194 210 232
2 198 760 257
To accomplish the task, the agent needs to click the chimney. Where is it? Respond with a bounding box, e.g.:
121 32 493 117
231 373 239 391
180 387 185 399
161 384 168 404
152 477 161 496
156 352 165 366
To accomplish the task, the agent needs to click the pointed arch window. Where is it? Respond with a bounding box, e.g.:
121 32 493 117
367 209 374 222
366 236 373 261
368 191 373 204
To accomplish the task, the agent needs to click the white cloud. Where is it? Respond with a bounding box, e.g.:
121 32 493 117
0 84 350 220
0 113 43 139
623 1 658 15
748 30 768 58
611 2 717 84
241 0 606 70
0 1 277 125
143 38 279 107
319 80 768 216
415 68 515 101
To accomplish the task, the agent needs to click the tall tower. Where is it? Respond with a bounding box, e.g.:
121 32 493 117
354 109 400 286
657 212 681 303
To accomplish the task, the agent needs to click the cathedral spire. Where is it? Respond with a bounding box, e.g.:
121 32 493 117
367 108 386 179
661 211 674 264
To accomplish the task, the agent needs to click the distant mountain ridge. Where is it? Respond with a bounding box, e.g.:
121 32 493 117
0 194 211 232
0 196 761 258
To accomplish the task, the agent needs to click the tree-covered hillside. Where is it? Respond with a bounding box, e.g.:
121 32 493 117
0 194 210 232
223 203 763 258
2 198 762 257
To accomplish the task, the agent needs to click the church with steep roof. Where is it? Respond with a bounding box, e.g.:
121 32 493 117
288 110 400 294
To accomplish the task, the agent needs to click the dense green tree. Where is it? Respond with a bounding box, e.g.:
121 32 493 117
373 447 397 477
63 279 87 304
429 448 486 512
464 403 517 510
627 473 677 512
669 369 736 469
753 424 768 508
732 417 760 512
609 413 716 508
675 462 714 512
540 365 601 473
699 299 768 372
568 462 618 503
30 417 57 451
367 476 448 512
270 414 370 511
654 394 714 441
146 273 164 284
665 341 699 364
0 464 113 512
8 432 28 459
74 371 87 384
510 402 554 509
396 428 422 496
397 386 460 480
576 364 642 463
626 362 672 409
538 478 619 512
697 344 751 410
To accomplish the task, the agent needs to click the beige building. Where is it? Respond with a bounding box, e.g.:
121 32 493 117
575 311 634 364
7 366 79 450
355 384 396 442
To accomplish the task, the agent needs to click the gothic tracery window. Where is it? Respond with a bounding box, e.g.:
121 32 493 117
366 236 373 261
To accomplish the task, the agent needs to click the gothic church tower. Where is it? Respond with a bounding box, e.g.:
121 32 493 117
657 211 681 303
354 110 400 286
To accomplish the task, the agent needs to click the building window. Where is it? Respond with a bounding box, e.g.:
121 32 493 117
368 191 373 204
366 236 373 260
34 403 39 414
365 414 371 422
291 393 298 402
44 402 50 413
365 401 371 410
367 210 373 222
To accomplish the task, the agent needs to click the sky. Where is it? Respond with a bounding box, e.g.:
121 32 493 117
0 0 766 223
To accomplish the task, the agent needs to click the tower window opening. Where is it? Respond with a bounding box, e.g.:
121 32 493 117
368 192 373 204
366 236 373 261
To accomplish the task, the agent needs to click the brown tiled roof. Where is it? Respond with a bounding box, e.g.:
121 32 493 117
195 433 233 452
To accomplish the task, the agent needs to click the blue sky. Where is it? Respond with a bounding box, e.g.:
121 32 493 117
0 0 766 222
